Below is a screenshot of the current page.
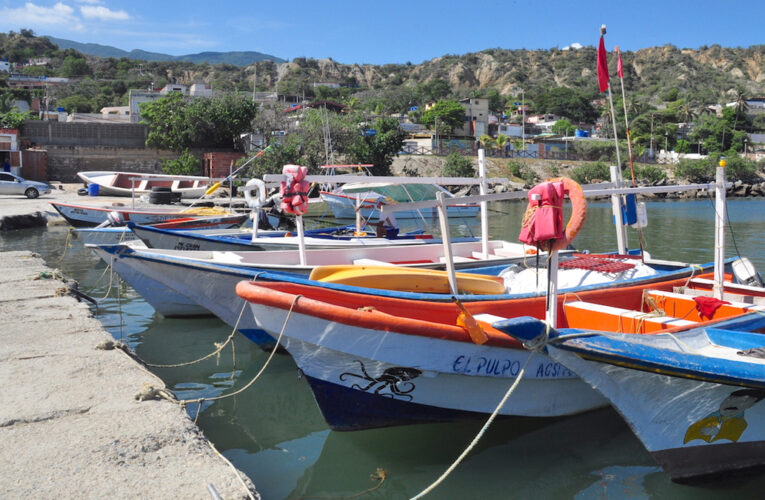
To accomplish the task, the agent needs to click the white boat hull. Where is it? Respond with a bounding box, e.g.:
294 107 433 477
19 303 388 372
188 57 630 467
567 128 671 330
549 347 765 481
245 301 607 429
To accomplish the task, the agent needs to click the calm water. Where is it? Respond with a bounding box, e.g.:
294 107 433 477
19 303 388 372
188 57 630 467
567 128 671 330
3 198 765 499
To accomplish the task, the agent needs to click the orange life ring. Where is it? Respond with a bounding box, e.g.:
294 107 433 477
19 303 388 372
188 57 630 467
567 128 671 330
546 177 586 251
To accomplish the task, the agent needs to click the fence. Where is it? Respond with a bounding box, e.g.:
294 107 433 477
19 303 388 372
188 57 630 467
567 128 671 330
22 121 149 148
400 143 654 164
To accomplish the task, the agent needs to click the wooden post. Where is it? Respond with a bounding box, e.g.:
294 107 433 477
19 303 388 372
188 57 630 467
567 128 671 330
610 165 627 254
714 162 726 300
546 250 559 327
478 149 489 259
436 192 458 295
296 214 307 266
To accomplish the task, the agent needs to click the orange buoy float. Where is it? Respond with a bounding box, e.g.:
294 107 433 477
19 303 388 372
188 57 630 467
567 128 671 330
518 177 586 252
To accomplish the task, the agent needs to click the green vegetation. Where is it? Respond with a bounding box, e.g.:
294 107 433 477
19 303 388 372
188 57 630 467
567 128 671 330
161 150 201 176
569 162 611 184
442 152 475 177
140 92 258 151
421 100 466 133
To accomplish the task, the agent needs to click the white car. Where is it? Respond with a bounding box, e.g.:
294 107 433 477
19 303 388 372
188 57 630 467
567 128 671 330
0 172 52 199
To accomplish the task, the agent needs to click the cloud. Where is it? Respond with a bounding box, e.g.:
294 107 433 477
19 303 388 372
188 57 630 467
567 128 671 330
0 2 78 26
562 42 583 51
80 5 129 21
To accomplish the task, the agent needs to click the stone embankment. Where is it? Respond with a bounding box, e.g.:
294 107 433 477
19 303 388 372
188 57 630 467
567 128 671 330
0 251 259 498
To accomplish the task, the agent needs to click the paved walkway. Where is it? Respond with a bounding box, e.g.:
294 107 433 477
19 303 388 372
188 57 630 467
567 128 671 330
0 251 258 499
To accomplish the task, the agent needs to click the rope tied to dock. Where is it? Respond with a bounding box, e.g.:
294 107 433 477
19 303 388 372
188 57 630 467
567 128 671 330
411 347 539 499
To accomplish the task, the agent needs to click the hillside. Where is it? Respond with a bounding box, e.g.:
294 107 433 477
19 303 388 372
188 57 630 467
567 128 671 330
3 31 765 123
45 36 286 65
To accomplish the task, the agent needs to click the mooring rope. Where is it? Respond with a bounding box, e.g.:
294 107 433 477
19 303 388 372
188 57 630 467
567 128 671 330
410 349 537 500
142 301 248 369
58 227 74 263
177 294 301 408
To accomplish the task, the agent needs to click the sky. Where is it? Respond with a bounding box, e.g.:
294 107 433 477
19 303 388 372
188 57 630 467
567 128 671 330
1 0 763 65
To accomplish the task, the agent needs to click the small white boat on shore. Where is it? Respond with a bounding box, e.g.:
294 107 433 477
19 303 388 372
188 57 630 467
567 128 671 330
77 171 211 198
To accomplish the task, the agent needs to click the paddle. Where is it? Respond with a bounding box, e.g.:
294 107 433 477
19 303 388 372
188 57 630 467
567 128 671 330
453 297 489 345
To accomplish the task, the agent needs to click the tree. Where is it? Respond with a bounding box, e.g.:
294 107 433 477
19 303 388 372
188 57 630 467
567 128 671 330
493 134 510 156
421 100 465 134
59 55 90 77
552 119 576 136
534 87 598 123
141 93 258 152
346 116 406 176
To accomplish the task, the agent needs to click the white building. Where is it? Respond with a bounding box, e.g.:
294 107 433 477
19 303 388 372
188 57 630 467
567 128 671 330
190 83 213 97
0 61 9 72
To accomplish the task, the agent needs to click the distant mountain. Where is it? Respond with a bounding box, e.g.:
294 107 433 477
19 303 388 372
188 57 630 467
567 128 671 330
45 36 285 66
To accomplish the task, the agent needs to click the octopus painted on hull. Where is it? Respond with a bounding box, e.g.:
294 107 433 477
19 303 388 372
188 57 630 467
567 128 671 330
339 360 422 401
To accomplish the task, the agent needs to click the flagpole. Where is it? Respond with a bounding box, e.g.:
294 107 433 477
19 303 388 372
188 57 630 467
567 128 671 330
616 46 646 260
616 47 636 186
599 25 628 254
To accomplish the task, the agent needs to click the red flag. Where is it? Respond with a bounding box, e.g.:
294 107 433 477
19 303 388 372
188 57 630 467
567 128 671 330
616 49 624 78
597 35 609 92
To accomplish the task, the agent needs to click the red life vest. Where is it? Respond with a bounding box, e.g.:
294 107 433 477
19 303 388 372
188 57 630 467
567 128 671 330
279 165 310 215
519 180 565 247
518 177 587 252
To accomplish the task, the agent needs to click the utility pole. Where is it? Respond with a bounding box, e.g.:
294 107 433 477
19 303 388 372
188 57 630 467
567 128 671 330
521 88 525 147
252 64 257 101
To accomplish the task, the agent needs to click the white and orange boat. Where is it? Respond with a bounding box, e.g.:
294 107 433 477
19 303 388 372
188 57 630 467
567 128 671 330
77 171 211 198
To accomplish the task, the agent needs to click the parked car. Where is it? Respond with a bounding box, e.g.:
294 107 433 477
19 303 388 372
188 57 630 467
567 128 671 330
0 172 52 199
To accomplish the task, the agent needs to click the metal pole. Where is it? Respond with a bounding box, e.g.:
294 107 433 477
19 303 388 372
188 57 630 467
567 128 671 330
478 149 489 259
714 162 726 300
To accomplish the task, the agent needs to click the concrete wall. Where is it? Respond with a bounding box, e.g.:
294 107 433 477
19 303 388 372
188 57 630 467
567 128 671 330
22 121 149 148
44 146 178 182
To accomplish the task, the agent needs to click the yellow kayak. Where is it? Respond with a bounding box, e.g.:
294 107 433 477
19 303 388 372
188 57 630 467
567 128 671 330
309 265 506 295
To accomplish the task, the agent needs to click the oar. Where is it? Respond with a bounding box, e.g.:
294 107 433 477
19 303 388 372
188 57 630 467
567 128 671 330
453 297 489 345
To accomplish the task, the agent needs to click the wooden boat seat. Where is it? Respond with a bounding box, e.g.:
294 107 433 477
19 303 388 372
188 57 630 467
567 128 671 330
645 289 765 322
683 278 765 304
490 247 523 258
563 300 696 334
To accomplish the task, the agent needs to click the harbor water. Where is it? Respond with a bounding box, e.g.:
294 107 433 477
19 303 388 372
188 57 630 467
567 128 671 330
3 197 765 499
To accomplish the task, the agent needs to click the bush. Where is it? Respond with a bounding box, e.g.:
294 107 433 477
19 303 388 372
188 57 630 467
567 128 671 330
506 160 536 185
722 155 758 182
634 165 667 183
442 152 475 177
569 162 611 184
161 150 201 176
673 159 713 182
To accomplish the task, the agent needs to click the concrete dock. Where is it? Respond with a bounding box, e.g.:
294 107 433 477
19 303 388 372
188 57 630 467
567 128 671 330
0 250 259 499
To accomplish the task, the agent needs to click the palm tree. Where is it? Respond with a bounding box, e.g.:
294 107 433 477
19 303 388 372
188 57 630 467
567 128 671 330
678 99 698 139
479 134 495 151
494 134 510 157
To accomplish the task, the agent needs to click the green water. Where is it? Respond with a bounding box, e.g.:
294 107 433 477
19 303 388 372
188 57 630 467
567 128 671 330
3 198 765 499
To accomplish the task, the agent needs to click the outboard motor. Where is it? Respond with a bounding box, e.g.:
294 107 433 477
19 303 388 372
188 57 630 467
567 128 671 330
732 257 764 287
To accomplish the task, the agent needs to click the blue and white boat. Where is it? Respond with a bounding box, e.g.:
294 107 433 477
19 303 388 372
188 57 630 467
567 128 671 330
494 282 765 482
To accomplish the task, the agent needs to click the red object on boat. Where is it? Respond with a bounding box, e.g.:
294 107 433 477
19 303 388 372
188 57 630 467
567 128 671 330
559 257 635 273
279 165 310 215
693 296 731 320
519 181 564 246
